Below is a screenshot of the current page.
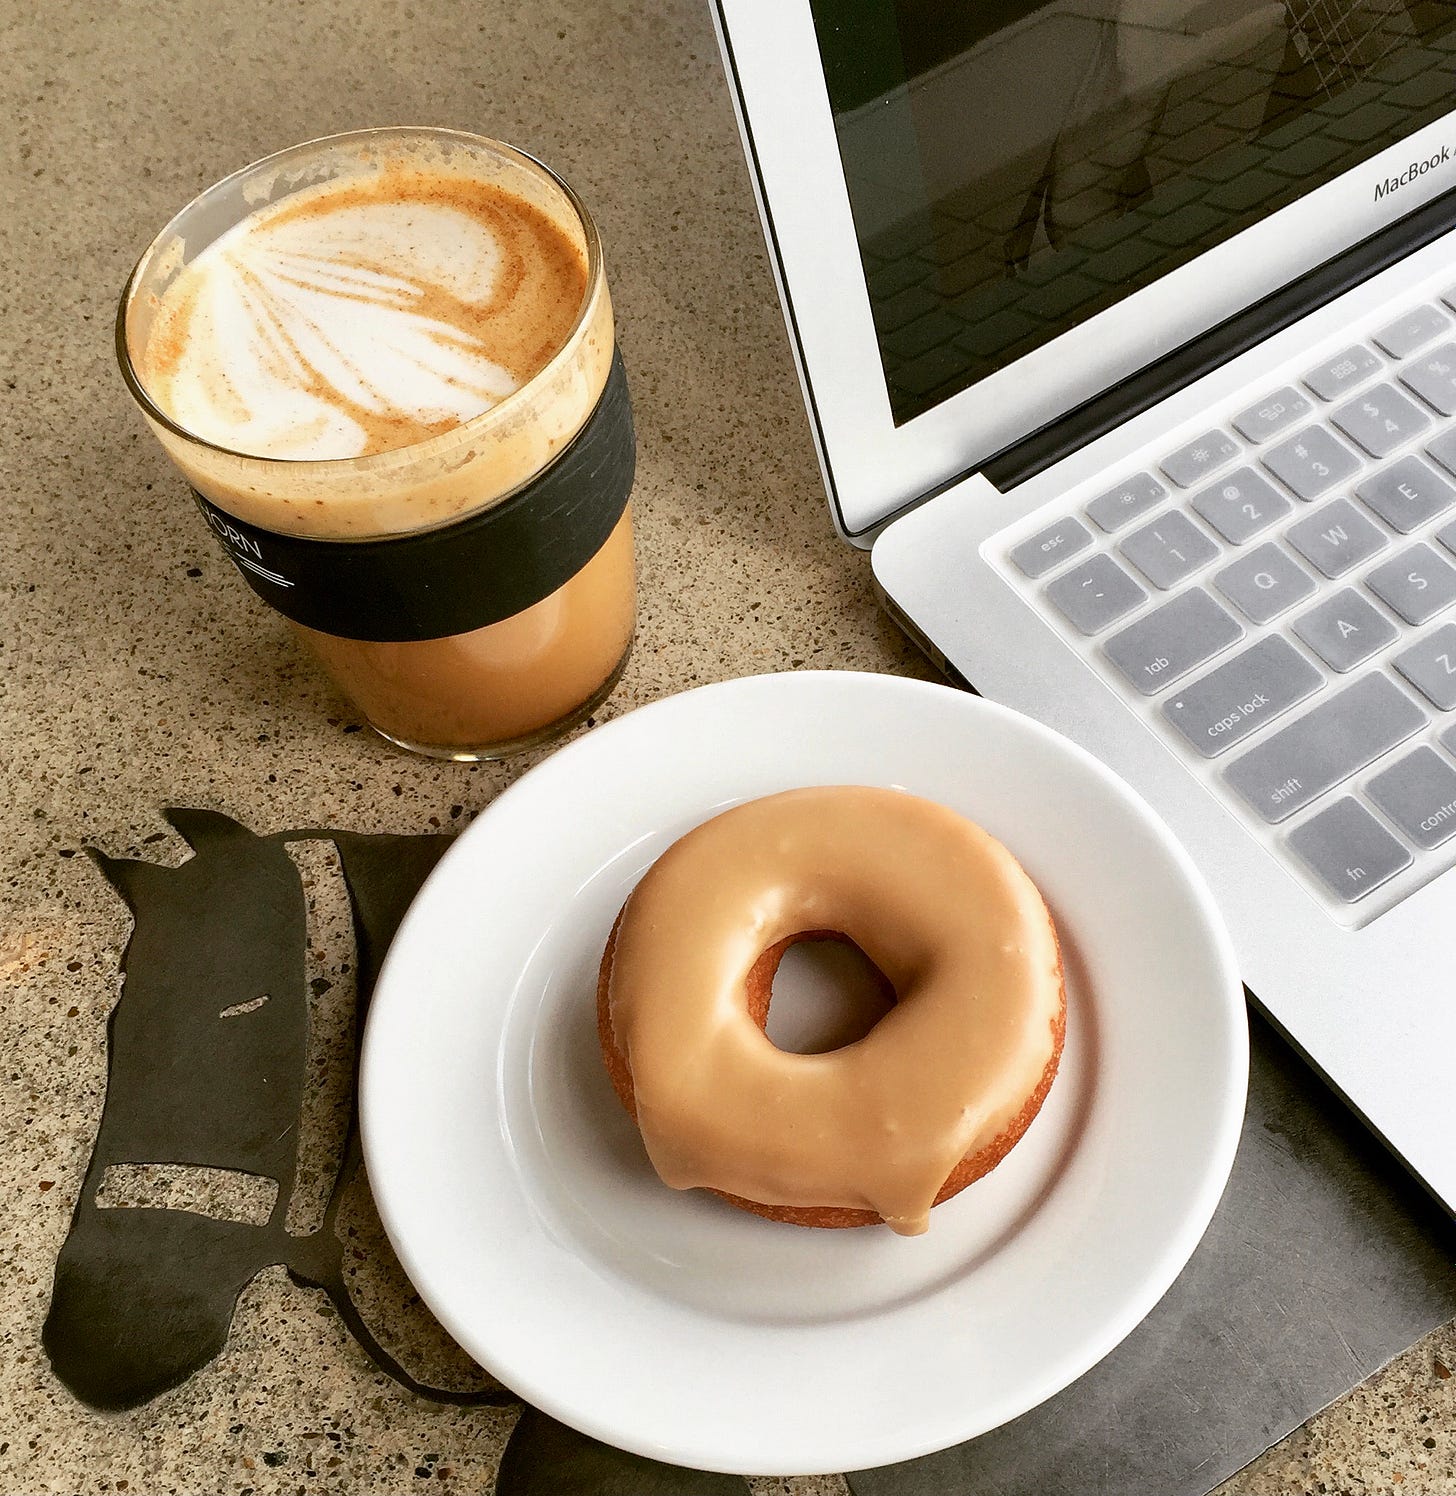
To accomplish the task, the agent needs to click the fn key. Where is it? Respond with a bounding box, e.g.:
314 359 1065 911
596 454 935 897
1288 797 1411 902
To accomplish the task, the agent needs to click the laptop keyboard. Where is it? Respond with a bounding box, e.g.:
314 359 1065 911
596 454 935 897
1005 289 1456 922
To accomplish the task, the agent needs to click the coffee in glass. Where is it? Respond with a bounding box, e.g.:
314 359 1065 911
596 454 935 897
118 127 636 759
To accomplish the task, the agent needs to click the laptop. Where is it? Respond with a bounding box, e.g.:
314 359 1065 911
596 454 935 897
710 0 1456 1215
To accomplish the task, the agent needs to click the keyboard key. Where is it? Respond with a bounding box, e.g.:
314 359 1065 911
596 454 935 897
1231 387 1314 443
1437 519 1456 558
1161 636 1322 758
1398 343 1456 415
1393 623 1456 709
1118 511 1220 588
1161 429 1241 488
1292 588 1398 671
1364 543 1456 624
1103 588 1243 695
1261 425 1360 499
1303 344 1382 401
1330 383 1432 458
1010 517 1093 578
1367 746 1456 848
1287 797 1412 902
1045 554 1147 636
1223 674 1425 822
1189 467 1292 543
1287 497 1388 577
1085 472 1167 533
1215 543 1316 622
1354 455 1456 532
1372 304 1450 359
1424 426 1456 478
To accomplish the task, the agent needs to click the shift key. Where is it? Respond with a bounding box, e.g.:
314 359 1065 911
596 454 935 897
1104 588 1243 695
1224 674 1426 823
1162 636 1322 758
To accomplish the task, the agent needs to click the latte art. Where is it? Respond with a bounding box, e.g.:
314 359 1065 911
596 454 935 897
139 169 588 459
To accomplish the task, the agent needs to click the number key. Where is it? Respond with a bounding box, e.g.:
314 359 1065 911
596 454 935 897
1119 510 1219 588
1330 383 1431 458
1399 342 1456 416
1261 425 1360 499
1190 467 1292 543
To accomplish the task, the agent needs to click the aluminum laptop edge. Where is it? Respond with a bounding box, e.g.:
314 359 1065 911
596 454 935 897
710 0 1456 1215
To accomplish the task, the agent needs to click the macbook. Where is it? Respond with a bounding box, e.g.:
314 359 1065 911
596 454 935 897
711 0 1456 1213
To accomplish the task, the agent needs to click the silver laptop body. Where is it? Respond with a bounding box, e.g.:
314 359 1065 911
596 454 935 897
711 0 1456 1212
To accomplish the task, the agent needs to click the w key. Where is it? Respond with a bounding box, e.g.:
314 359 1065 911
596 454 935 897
1104 588 1243 695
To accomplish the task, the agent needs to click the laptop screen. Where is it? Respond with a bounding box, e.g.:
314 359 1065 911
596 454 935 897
812 0 1456 428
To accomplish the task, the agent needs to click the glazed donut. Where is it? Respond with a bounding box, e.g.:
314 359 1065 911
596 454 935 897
596 785 1065 1235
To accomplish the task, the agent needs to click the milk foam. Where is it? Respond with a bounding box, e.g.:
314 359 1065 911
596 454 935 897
141 182 572 460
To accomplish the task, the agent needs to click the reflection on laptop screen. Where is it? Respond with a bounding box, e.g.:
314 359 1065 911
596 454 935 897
812 0 1456 426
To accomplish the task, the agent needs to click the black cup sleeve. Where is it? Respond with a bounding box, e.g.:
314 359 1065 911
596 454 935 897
192 349 634 643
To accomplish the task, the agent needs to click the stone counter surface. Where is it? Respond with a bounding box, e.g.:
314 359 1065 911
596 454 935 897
1 0 1452 1491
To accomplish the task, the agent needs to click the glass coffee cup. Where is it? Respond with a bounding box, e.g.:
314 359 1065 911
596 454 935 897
117 127 636 760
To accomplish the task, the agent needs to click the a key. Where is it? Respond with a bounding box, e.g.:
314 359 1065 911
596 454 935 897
1085 473 1167 533
1364 543 1456 625
1161 635 1322 758
1373 304 1450 359
1223 673 1425 823
1045 553 1147 635
1303 344 1382 402
1367 746 1456 848
1286 497 1388 577
1261 425 1360 500
1189 467 1292 543
1231 387 1314 444
1292 588 1398 672
1398 343 1456 416
1103 587 1243 695
1161 429 1241 488
1118 511 1219 589
1287 797 1412 902
1330 383 1431 458
1214 544 1316 623
1437 519 1456 559
1010 517 1093 578
1354 455 1456 532
1393 622 1456 709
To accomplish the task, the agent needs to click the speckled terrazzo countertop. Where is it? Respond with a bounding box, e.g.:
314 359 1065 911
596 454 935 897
2 1 1453 1491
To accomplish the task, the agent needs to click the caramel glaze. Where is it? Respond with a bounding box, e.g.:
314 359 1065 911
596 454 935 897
600 786 1066 1236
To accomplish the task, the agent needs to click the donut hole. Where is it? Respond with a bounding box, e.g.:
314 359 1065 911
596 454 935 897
751 931 897 1056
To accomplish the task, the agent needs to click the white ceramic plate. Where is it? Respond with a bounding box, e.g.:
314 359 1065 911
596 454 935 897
360 671 1247 1475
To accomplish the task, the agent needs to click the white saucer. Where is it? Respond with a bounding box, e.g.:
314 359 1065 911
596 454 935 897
360 671 1247 1475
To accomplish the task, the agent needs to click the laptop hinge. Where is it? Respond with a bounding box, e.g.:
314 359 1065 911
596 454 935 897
980 183 1456 495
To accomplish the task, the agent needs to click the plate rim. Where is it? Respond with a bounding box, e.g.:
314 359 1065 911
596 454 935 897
360 670 1248 1474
